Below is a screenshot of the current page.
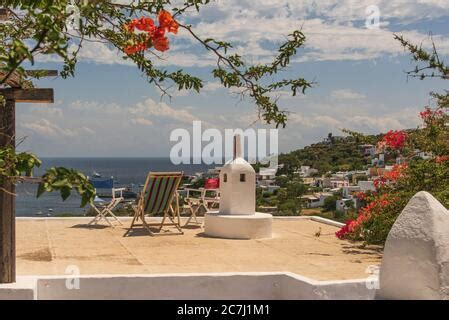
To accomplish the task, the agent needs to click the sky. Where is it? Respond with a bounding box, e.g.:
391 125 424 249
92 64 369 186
14 0 449 158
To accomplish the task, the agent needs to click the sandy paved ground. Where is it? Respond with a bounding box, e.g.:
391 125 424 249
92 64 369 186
16 218 382 281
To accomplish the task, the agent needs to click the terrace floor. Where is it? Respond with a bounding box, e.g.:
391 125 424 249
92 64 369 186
16 217 382 281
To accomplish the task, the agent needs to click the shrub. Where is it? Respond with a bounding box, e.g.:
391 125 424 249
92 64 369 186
322 195 338 212
277 199 301 216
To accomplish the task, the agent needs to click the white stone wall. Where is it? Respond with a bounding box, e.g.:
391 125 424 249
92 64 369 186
1 273 375 300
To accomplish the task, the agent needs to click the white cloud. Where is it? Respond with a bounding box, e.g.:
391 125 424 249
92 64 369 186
153 50 216 68
130 117 154 126
21 118 95 138
30 105 64 117
34 0 449 67
202 81 222 92
287 102 420 134
331 89 366 100
130 98 200 124
70 100 123 114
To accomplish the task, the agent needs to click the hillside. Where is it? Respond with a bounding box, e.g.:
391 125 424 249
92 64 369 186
278 134 376 175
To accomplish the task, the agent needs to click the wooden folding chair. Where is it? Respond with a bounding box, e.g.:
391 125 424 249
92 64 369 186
181 188 206 227
88 178 125 227
203 188 220 210
124 171 184 236
181 188 220 227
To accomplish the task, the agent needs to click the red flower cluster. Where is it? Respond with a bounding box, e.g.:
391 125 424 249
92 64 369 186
125 17 156 33
383 164 407 181
420 107 444 122
124 10 178 54
436 155 449 164
336 220 358 239
335 195 391 240
158 10 179 34
378 130 407 151
373 178 385 189
360 196 390 214
355 191 366 201
335 211 370 239
204 178 220 189
373 164 407 189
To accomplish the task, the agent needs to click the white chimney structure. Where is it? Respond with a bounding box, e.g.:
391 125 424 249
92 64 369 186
219 135 256 216
204 135 272 239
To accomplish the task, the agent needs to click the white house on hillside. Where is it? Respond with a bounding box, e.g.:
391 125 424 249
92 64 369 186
257 168 277 187
298 166 318 177
342 186 362 198
301 192 334 208
358 180 375 192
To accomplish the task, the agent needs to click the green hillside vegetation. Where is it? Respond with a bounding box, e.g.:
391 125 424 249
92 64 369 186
277 133 377 176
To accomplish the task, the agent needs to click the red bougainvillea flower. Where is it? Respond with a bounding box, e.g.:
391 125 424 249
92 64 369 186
378 130 407 150
436 155 449 164
158 10 179 34
335 194 393 240
148 26 169 52
152 34 169 52
355 192 366 201
151 26 166 39
137 17 156 32
420 107 445 123
373 165 407 189
125 17 156 33
123 11 177 54
335 220 354 239
124 41 148 55
420 108 432 120
335 218 364 239
373 178 386 189
382 164 408 182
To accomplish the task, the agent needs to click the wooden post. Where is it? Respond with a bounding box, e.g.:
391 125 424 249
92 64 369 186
0 98 16 283
0 75 55 283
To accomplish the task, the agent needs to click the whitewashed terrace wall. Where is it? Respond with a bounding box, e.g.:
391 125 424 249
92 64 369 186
0 273 375 300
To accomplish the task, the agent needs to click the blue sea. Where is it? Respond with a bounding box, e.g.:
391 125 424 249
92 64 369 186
16 158 212 217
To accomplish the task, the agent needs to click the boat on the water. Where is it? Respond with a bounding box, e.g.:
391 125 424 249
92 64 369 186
92 170 102 178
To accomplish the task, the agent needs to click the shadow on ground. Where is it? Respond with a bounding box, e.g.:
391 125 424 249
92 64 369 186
341 244 383 257
70 224 110 230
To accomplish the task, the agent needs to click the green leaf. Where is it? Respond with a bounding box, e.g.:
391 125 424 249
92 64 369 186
60 187 71 201
36 183 46 198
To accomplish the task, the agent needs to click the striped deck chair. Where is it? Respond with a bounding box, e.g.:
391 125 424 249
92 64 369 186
125 172 184 236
